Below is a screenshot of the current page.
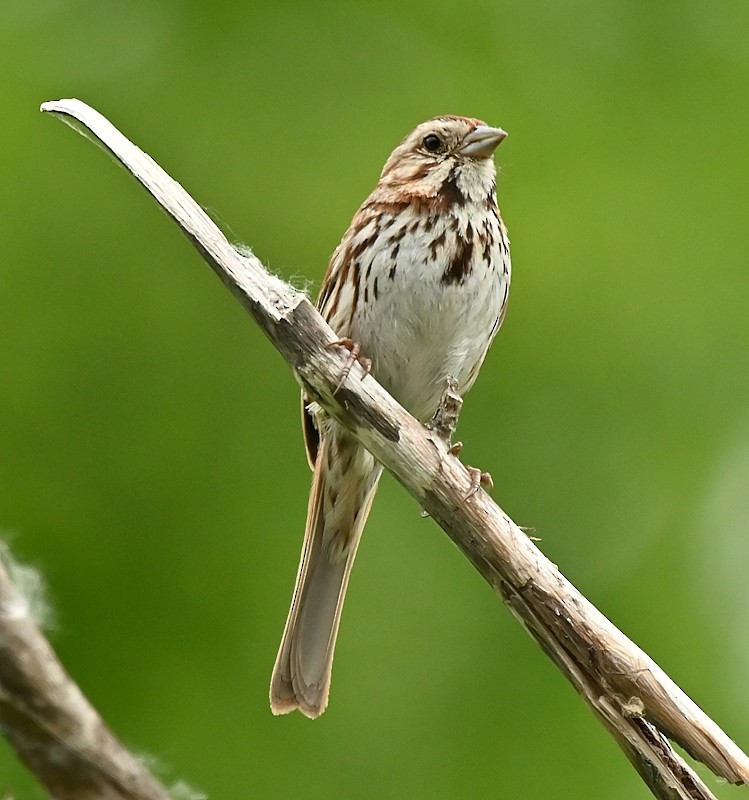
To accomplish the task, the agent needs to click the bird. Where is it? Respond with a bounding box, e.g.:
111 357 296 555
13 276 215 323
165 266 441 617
270 115 511 718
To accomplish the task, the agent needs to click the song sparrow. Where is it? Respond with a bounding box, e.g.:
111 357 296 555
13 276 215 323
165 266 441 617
270 116 511 718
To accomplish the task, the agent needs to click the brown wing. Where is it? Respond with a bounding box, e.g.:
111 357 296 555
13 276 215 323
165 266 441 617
301 233 355 470
301 392 319 470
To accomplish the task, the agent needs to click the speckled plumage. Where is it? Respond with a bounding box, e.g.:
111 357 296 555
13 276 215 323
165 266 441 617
271 116 511 718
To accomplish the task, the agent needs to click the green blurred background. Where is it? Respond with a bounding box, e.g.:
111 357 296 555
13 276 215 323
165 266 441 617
1 1 748 797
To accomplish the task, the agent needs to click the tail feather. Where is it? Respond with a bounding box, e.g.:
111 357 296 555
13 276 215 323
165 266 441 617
270 432 381 718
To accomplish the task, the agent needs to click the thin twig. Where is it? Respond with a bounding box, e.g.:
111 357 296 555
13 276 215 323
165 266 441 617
39 98 749 799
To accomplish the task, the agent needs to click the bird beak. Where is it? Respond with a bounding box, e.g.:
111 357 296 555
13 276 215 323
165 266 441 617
459 126 507 159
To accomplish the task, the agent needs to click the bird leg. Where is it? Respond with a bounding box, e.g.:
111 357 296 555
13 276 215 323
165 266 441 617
465 466 494 499
427 376 463 445
427 376 493 500
327 338 372 393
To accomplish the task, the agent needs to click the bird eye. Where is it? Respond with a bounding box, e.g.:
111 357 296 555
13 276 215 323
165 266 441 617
422 134 442 153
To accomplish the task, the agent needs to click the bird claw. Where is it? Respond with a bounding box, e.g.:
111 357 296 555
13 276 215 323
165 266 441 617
423 461 491 515
327 338 372 393
465 466 494 499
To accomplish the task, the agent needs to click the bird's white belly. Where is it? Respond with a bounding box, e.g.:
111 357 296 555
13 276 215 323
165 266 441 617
351 229 506 421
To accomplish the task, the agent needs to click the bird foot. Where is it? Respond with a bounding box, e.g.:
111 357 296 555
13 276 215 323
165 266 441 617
465 466 494 499
421 460 493 516
327 338 372 393
424 376 493 502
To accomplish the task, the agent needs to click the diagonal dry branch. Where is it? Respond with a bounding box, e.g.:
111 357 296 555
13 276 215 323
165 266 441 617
38 98 749 800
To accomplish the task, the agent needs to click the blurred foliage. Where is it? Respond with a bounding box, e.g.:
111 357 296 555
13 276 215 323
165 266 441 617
1 1 749 797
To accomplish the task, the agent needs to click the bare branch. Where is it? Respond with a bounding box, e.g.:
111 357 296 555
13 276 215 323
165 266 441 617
39 98 749 799
0 550 172 799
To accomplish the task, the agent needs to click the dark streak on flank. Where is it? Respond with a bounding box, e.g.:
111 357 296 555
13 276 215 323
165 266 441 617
422 214 436 232
390 224 409 243
429 229 446 259
351 230 379 261
348 260 361 329
320 254 350 321
499 226 510 255
442 238 474 284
